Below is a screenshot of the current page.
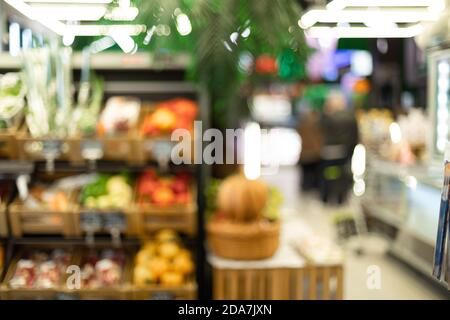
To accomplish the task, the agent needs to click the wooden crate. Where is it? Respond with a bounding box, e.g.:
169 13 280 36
0 245 77 300
212 265 343 300
0 203 8 237
0 115 22 159
8 200 77 238
15 125 71 161
67 133 141 165
62 246 134 300
134 106 196 164
135 185 197 236
72 207 140 237
131 282 197 300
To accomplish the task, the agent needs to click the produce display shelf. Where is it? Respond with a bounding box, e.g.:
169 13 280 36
0 76 210 299
0 242 198 300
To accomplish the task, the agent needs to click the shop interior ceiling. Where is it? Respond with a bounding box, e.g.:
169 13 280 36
3 0 448 42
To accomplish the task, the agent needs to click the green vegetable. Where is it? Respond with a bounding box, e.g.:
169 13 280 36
264 187 283 221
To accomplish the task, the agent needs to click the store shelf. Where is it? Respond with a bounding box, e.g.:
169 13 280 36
0 52 190 71
0 160 34 177
361 198 406 228
390 243 447 289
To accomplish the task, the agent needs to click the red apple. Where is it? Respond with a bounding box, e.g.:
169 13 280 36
152 187 175 206
171 179 188 194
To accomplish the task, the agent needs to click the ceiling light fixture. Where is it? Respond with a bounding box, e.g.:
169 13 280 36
104 6 139 21
24 0 112 3
299 9 439 29
5 0 67 35
66 24 146 36
326 0 438 11
305 24 424 38
29 4 107 21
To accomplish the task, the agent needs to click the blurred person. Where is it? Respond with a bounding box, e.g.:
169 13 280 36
297 108 323 191
319 91 359 204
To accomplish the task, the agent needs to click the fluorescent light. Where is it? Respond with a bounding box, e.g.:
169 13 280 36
90 36 115 53
25 0 112 3
299 9 439 29
327 0 436 10
389 122 402 144
104 6 139 21
22 28 33 49
351 51 373 76
5 0 67 35
66 24 146 36
109 27 137 53
305 24 424 38
62 33 75 46
6 0 144 38
351 144 366 176
30 5 107 21
176 13 192 36
9 22 21 56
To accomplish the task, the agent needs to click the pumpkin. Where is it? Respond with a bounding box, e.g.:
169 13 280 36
217 174 268 222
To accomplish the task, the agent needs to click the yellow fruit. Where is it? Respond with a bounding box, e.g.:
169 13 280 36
177 249 192 259
146 257 169 277
155 229 179 243
134 265 156 286
158 242 180 260
172 255 194 275
161 271 183 286
135 249 154 265
141 242 157 255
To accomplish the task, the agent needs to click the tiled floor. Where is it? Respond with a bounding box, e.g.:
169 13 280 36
262 166 449 300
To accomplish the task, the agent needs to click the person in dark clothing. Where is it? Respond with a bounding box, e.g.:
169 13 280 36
319 91 359 204
297 109 324 191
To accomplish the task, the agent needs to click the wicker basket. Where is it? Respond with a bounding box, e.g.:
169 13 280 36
206 219 280 260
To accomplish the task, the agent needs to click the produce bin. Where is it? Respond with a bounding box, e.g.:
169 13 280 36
0 202 7 237
63 245 134 300
15 125 72 162
0 245 77 300
0 114 22 159
8 196 77 237
135 185 197 236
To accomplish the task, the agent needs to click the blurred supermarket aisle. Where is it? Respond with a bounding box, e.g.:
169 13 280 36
262 166 448 300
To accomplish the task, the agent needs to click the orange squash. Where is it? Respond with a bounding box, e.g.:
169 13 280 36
217 174 268 222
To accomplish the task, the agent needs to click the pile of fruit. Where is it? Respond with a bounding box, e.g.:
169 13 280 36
9 249 71 289
26 185 70 211
80 249 126 288
140 98 198 136
80 173 132 210
136 170 191 207
133 229 194 287
97 97 141 136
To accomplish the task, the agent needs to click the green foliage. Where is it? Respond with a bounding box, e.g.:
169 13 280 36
73 1 309 128
134 0 308 128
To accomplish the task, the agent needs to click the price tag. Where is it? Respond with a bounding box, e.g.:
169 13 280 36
56 293 78 300
42 140 62 157
103 212 127 231
80 212 102 232
151 292 175 300
153 140 174 157
81 140 104 160
42 140 62 172
153 140 175 171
